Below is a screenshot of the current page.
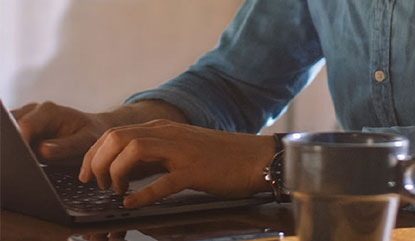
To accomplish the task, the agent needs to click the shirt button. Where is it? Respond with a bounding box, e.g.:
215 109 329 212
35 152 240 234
374 70 385 82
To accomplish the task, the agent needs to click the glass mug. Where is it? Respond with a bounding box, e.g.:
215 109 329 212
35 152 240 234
283 132 415 241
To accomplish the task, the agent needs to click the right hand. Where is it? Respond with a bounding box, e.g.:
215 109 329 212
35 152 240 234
79 120 275 208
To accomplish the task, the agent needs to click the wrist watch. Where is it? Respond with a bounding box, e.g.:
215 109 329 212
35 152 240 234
263 133 291 203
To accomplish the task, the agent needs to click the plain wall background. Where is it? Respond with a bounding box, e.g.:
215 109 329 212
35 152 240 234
0 0 337 133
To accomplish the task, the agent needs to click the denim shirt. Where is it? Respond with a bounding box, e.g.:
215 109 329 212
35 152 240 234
126 0 415 135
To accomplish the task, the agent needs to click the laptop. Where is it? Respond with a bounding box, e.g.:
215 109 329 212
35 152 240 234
0 101 275 225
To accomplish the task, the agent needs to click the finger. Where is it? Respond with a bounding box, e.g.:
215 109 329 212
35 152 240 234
82 129 137 188
124 171 190 208
79 126 122 183
10 103 38 120
38 129 97 162
109 138 174 194
79 131 109 183
80 123 184 186
80 125 137 170
80 126 172 185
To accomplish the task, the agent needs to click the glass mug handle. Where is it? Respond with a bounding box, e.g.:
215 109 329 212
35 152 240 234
397 158 415 203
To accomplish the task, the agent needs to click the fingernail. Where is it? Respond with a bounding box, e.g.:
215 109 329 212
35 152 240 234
78 168 87 182
40 141 60 158
42 141 60 149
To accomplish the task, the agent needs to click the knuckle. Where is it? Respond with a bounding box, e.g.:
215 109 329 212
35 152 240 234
103 127 116 136
102 129 113 139
107 130 120 140
39 101 57 111
13 102 39 116
128 139 144 154
106 130 123 145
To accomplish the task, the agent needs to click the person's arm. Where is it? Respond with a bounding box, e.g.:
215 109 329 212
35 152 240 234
126 0 323 133
13 100 189 162
79 120 277 208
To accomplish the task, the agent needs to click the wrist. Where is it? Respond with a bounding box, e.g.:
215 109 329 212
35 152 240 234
262 133 291 203
251 135 283 193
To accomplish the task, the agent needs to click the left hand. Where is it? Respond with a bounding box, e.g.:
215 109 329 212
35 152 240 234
79 119 276 208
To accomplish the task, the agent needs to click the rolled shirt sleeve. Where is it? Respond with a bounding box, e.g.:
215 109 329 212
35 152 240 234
126 0 323 133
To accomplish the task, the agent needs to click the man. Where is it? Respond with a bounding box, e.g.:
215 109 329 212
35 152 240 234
12 0 415 208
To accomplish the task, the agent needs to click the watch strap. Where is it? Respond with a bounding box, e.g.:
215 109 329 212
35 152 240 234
263 133 291 203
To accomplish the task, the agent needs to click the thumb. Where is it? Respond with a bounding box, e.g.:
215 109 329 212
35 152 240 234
123 171 189 208
39 130 97 163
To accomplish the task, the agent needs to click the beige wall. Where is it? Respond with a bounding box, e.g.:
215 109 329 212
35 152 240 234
1 0 243 111
1 0 337 132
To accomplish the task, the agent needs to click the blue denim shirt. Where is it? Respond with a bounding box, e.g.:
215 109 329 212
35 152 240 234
126 0 415 135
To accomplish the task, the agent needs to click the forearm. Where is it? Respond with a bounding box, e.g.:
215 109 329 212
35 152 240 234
98 100 190 128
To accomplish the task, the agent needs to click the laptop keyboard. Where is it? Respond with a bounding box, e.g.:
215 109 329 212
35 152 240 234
46 170 274 214
48 172 130 212
47 171 221 213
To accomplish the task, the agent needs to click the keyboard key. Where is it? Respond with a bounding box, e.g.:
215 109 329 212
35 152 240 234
46 171 134 212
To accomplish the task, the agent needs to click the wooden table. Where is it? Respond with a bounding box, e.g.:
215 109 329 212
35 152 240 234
1 203 414 241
